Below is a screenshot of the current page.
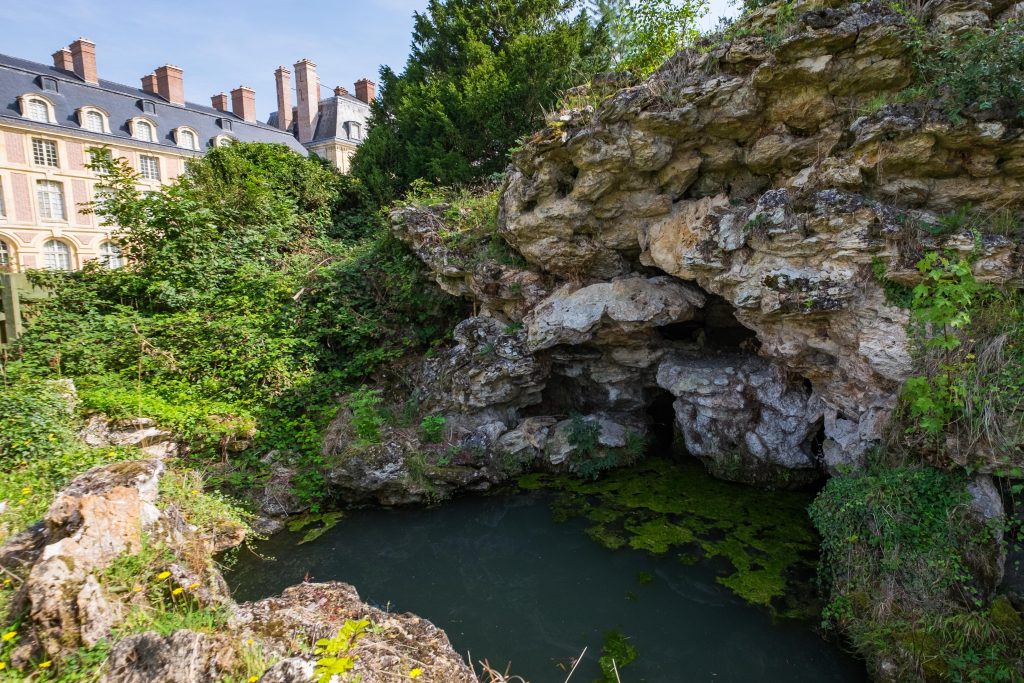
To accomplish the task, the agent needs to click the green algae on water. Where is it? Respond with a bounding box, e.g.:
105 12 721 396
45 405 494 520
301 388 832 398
519 459 820 615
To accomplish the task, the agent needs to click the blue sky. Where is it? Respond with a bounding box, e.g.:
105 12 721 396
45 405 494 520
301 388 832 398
3 0 736 121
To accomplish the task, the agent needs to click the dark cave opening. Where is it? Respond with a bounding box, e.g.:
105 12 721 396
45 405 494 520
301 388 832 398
657 293 759 351
646 389 682 457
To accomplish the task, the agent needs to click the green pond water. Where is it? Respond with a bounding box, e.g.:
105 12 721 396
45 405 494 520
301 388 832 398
227 459 866 682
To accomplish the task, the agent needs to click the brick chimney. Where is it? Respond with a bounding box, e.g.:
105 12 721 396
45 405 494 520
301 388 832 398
275 66 293 132
334 85 349 96
141 73 157 94
69 38 98 84
294 59 319 144
211 93 229 112
52 48 74 71
231 86 256 123
355 79 376 104
155 65 185 106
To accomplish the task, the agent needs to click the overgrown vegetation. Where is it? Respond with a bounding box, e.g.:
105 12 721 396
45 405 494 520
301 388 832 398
811 463 1021 680
3 143 463 508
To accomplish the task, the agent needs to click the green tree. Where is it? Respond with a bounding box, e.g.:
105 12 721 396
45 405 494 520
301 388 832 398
595 0 708 76
351 0 611 206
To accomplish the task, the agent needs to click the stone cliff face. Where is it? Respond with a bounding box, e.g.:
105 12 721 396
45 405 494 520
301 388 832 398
347 0 1024 497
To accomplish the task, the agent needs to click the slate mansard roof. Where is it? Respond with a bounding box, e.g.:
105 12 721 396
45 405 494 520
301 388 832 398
0 53 307 155
266 93 370 145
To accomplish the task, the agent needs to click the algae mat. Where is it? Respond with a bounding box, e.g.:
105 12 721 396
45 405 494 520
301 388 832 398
519 458 821 614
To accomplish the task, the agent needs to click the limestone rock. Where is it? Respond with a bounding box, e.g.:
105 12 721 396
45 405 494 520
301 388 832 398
100 630 235 683
657 355 823 487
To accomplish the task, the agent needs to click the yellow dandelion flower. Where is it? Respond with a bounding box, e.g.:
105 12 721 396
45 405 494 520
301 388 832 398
39 660 52 668
188 582 201 590
156 571 172 581
20 487 30 495
249 677 258 682
171 587 184 596
2 631 16 641
107 451 117 458
245 638 254 646
0 661 6 670
409 668 424 679
190 489 200 495
133 585 143 593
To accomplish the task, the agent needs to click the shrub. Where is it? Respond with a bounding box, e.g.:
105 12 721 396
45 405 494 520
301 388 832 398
348 387 384 444
418 415 446 444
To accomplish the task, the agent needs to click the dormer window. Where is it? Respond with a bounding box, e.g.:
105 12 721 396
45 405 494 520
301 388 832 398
140 100 157 115
213 134 234 148
79 108 108 134
22 96 52 123
175 127 198 151
132 119 155 142
218 118 233 132
39 77 58 92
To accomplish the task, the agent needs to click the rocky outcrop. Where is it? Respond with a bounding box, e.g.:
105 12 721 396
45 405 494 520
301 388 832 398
372 0 1024 493
0 460 476 681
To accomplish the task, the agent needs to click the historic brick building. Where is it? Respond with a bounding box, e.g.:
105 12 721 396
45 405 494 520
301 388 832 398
0 39 373 272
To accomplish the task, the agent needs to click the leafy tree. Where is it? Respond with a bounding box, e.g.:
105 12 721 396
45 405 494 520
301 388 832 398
351 0 612 206
593 0 708 76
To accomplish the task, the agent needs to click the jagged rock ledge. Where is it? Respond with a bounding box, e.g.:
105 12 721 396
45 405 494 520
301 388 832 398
0 460 476 682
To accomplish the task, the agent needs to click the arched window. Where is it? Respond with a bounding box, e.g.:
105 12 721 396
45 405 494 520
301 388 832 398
24 97 50 123
177 128 197 150
214 135 234 148
134 120 155 142
99 241 123 269
82 109 106 133
43 239 72 271
0 240 12 270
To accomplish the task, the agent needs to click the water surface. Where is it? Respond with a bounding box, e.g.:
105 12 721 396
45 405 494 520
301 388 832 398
229 466 865 682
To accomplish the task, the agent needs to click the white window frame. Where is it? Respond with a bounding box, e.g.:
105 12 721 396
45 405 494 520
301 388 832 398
20 95 53 123
99 240 123 269
31 138 60 168
36 180 66 221
213 134 234 148
132 118 156 143
175 127 199 151
43 239 72 271
0 239 12 270
79 107 109 134
139 155 160 181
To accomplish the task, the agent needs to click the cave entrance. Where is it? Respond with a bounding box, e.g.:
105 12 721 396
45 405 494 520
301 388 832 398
645 388 682 457
657 293 759 352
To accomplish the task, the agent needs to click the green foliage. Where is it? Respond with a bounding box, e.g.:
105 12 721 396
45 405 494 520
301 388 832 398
350 0 612 206
870 257 915 309
313 619 370 683
349 387 385 444
0 381 135 542
810 463 1021 679
566 417 646 479
903 252 983 436
597 628 638 682
418 414 446 444
5 143 461 507
911 20 1024 122
593 0 708 76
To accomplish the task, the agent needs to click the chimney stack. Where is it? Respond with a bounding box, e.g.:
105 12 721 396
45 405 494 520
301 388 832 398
141 73 157 94
69 38 97 84
211 93 229 112
155 65 185 106
274 66 293 132
355 79 376 105
294 59 319 144
52 48 74 72
334 85 349 96
231 86 256 123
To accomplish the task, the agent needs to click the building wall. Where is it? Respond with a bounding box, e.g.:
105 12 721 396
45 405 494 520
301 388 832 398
0 121 194 272
308 139 359 174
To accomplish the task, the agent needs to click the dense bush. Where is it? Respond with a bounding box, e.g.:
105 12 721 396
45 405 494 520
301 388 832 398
810 464 1021 680
6 143 463 504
